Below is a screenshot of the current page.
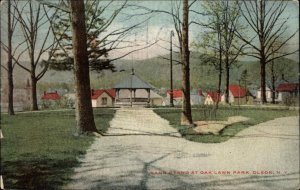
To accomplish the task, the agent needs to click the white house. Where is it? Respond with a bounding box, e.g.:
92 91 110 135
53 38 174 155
91 89 115 107
256 87 272 102
204 92 221 105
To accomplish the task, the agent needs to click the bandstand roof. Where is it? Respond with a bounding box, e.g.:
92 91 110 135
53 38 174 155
114 73 153 89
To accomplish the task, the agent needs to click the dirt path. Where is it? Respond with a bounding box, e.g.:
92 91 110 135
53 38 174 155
65 108 299 190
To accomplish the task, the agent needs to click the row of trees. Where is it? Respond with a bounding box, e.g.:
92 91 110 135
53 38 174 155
1 0 149 112
194 0 298 104
1 0 153 134
1 0 298 133
136 0 297 125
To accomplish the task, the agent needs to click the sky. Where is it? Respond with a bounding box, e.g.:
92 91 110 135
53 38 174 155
0 0 299 62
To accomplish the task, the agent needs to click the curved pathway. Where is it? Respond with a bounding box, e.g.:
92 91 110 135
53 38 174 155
65 108 299 190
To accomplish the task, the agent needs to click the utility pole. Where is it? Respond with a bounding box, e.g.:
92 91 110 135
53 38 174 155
170 30 174 107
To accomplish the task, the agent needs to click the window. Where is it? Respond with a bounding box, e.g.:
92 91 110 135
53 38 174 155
102 97 107 105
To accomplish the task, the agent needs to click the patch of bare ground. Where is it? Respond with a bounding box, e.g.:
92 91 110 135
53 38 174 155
194 116 249 135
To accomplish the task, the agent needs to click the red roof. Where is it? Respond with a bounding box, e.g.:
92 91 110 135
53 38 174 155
41 92 61 100
276 83 299 92
167 89 204 98
91 89 116 100
207 92 221 102
229 85 247 98
167 90 183 98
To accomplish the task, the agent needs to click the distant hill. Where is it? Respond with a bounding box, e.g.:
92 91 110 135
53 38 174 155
1 52 298 92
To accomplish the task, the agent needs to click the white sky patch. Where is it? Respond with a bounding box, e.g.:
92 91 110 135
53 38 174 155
108 25 180 60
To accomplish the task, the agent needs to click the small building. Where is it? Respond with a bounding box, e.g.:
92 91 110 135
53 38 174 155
166 89 183 106
91 89 116 107
191 90 204 105
118 89 163 106
165 89 204 106
204 92 221 105
256 87 272 102
276 83 299 102
221 85 253 104
113 70 154 107
41 91 61 101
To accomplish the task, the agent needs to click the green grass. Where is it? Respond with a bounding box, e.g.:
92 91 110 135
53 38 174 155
0 108 115 189
154 107 299 143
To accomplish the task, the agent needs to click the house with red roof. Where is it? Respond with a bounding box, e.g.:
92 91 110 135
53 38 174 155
165 89 204 106
91 89 116 107
276 83 299 102
204 92 222 105
221 85 254 104
166 89 183 105
41 91 61 101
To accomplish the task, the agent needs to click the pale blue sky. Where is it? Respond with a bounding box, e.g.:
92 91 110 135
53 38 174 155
1 0 299 61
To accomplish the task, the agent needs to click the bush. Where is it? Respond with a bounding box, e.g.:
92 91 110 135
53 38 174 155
282 94 296 106
40 97 74 110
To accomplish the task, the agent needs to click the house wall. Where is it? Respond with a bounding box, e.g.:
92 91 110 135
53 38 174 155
151 98 163 106
256 88 272 101
166 94 203 106
92 92 114 107
221 92 234 104
204 96 214 105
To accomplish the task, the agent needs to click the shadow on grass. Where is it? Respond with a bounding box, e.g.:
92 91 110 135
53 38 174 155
3 158 79 189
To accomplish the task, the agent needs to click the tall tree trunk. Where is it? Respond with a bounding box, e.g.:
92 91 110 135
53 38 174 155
259 0 267 104
225 59 229 104
70 0 98 134
271 61 276 104
31 75 38 110
180 0 193 125
260 60 267 104
216 67 222 109
216 41 222 109
7 0 15 115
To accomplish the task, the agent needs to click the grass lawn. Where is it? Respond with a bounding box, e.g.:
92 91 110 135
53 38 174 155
0 108 115 189
154 107 299 143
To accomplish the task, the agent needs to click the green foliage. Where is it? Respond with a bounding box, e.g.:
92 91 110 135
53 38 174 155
266 57 296 87
35 54 299 92
240 69 251 87
193 0 245 71
282 94 297 106
154 107 298 143
48 0 116 72
1 109 115 189
40 97 74 110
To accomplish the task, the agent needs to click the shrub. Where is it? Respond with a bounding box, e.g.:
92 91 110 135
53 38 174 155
40 97 75 110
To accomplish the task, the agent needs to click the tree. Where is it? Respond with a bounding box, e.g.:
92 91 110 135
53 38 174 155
194 1 246 105
10 0 58 110
193 2 224 109
1 0 28 115
180 0 192 125
130 0 201 125
5 0 14 115
240 69 250 101
267 58 294 104
70 0 98 134
44 0 153 74
236 0 298 104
